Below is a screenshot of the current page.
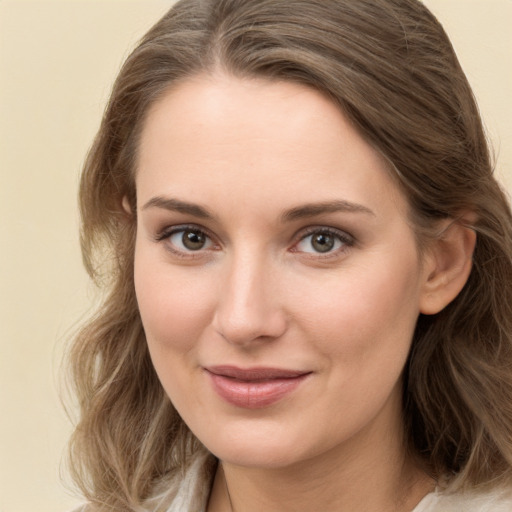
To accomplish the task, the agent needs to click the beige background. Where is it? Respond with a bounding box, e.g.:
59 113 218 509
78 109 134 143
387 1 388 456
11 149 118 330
0 1 511 511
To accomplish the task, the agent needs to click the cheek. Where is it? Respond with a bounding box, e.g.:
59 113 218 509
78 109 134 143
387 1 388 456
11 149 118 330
299 250 422 362
134 246 214 354
133 246 217 413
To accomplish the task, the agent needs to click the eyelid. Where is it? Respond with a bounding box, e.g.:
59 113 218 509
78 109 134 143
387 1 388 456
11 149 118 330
155 222 213 240
290 226 355 256
155 224 220 257
153 223 354 259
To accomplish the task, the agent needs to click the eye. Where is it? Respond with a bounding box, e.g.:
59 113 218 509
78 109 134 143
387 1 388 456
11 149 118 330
158 226 215 253
294 228 353 255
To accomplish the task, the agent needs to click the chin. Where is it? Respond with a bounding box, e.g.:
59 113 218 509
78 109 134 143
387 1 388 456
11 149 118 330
212 443 304 469
193 419 315 469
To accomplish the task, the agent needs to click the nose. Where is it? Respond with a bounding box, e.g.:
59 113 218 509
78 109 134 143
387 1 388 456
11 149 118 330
212 252 288 346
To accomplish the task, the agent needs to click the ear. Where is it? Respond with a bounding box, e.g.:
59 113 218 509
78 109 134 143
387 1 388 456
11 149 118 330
122 195 133 215
419 217 476 315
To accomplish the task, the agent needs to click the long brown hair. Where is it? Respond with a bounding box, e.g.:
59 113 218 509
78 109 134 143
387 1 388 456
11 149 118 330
68 0 512 509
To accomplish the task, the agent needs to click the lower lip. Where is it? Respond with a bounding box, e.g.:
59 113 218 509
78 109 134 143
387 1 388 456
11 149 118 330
207 372 309 409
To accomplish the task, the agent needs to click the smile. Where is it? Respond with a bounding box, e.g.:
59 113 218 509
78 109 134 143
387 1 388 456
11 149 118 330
205 366 311 409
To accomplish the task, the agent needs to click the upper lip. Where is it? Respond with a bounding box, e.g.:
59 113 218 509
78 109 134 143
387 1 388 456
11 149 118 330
205 365 310 381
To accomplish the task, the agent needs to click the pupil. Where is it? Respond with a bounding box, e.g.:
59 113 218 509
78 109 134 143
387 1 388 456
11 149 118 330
183 230 205 250
312 233 334 253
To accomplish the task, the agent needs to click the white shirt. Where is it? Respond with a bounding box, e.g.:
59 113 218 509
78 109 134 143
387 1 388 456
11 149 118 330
165 451 512 512
73 451 512 511
413 487 512 512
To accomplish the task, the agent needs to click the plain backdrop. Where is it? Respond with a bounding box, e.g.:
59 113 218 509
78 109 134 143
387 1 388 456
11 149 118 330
0 1 511 511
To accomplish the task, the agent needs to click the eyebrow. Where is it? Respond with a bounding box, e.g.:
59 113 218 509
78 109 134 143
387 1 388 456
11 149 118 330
141 196 215 219
141 196 375 222
281 200 375 222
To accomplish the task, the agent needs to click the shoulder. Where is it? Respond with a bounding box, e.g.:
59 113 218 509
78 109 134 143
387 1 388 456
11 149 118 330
67 449 216 512
415 488 512 512
163 449 216 512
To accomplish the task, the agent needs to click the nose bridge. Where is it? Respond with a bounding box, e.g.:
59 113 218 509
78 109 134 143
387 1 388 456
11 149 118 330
213 245 286 345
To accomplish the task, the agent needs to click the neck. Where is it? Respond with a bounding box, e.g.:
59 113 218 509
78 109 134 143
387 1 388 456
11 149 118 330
207 392 434 512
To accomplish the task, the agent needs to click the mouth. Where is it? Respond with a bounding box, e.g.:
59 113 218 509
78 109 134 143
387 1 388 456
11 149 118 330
204 365 311 409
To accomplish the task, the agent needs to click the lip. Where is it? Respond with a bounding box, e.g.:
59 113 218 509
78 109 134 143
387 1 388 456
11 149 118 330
205 365 311 409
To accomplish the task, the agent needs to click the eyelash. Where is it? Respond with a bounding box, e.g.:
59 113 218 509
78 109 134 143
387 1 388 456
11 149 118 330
292 227 355 258
155 224 355 259
155 224 218 259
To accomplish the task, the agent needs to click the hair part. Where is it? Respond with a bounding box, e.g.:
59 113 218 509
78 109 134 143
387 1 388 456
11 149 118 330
68 0 512 509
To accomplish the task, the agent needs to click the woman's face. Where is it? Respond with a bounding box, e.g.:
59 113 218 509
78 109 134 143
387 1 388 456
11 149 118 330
134 74 432 469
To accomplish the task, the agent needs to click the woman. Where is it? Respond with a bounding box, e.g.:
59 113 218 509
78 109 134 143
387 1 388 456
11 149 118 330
68 0 512 510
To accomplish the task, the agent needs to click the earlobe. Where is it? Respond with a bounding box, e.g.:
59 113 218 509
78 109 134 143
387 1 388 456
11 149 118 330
419 218 477 315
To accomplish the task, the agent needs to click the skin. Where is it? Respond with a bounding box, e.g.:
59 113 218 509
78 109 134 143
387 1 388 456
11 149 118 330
133 74 475 511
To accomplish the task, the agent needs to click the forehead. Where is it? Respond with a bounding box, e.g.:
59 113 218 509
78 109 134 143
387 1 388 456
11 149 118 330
136 73 407 220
